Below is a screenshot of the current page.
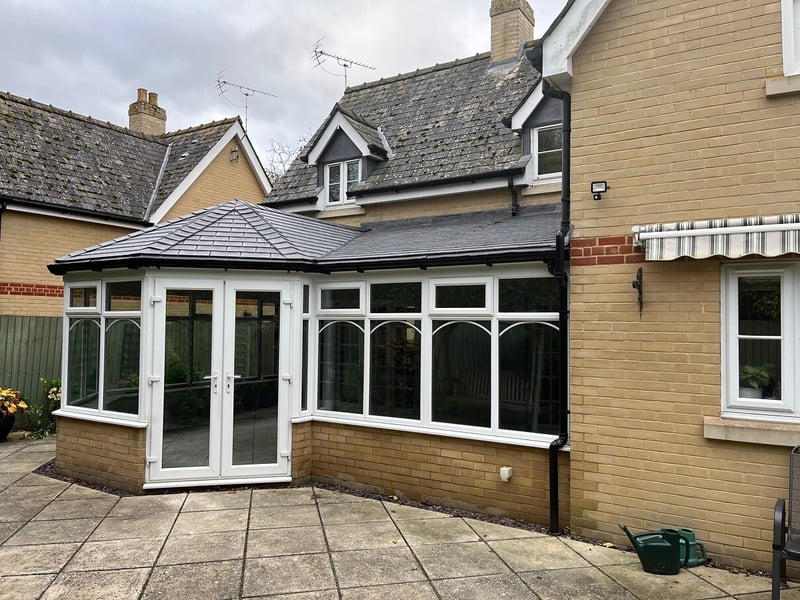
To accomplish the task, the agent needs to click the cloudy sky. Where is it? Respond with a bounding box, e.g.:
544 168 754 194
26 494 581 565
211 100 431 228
1 0 567 167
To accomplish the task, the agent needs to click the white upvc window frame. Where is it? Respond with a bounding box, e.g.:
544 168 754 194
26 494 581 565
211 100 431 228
324 159 360 205
781 0 800 76
532 123 563 180
722 263 797 420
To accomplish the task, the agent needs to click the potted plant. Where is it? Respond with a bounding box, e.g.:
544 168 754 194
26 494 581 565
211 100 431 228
0 387 27 442
739 365 771 399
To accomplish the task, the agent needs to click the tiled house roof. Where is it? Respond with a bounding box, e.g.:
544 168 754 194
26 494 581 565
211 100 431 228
268 48 540 204
0 91 239 222
49 199 561 274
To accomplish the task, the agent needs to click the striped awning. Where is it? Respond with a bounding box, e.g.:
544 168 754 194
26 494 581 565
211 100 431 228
632 214 800 261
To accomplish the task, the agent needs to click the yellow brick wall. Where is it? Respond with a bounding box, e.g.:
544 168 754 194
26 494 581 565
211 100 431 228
567 0 796 569
291 421 313 481
308 421 569 527
56 417 146 493
160 139 266 222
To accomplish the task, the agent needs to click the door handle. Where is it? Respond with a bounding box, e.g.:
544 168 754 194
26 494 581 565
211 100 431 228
226 371 241 393
202 371 219 393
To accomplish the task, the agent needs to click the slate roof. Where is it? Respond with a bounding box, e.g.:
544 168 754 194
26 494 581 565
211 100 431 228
49 199 561 275
268 48 539 205
0 91 239 222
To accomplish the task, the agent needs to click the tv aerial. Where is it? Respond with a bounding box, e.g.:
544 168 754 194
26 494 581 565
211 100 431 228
311 39 375 88
216 72 276 131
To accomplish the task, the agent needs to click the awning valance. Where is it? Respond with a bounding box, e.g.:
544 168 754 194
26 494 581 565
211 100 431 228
632 214 800 261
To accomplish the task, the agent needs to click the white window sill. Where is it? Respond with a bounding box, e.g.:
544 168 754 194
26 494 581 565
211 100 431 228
521 179 561 197
316 204 365 219
765 74 800 97
53 408 147 428
703 415 800 446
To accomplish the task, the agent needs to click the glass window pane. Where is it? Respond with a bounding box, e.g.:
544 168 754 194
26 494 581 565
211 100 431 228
70 286 97 308
103 318 141 415
301 320 309 411
432 321 491 427
738 339 781 400
328 163 341 184
328 164 341 203
538 127 562 152
370 321 421 419
371 282 422 313
106 281 142 312
435 285 485 309
738 277 780 336
499 322 560 434
346 160 359 187
303 285 310 314
499 278 560 312
321 288 360 310
318 320 363 413
538 150 562 175
67 318 100 409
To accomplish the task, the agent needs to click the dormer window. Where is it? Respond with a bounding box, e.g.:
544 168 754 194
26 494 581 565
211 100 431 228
326 159 360 205
533 124 562 179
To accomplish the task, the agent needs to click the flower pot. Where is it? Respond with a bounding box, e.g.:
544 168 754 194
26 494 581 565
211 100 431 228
739 387 764 399
0 412 15 442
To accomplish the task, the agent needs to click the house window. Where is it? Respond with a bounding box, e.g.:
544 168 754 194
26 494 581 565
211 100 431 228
64 280 142 418
781 0 800 76
533 124 562 179
312 272 561 443
723 264 794 419
325 159 360 205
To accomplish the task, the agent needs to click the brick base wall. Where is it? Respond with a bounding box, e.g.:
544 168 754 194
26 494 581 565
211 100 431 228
56 417 145 494
291 421 313 481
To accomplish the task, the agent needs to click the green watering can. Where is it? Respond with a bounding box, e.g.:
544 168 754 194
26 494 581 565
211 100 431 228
619 525 707 574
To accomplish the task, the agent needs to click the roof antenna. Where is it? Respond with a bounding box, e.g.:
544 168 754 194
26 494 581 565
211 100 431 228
311 38 375 89
216 71 276 131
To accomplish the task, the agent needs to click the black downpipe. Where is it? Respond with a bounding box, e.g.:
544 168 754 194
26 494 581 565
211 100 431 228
542 78 571 534
508 176 519 216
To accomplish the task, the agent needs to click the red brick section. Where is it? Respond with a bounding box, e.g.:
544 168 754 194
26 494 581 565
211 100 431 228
0 281 64 297
570 235 644 266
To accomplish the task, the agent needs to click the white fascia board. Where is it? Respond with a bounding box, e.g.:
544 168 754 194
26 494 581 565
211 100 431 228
510 81 544 131
543 0 613 90
356 177 511 205
306 112 373 166
5 203 146 230
150 123 254 224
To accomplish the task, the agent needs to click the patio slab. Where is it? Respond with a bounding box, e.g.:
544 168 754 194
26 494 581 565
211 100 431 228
144 561 242 599
242 553 336 597
39 568 150 600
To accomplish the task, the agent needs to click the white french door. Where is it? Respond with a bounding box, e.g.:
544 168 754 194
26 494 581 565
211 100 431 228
148 277 291 484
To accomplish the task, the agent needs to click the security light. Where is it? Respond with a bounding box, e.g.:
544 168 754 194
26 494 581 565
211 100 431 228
591 181 608 201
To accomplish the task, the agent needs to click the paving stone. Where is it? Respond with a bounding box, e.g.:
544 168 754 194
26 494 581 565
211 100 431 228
89 513 176 541
246 526 327 557
432 573 537 600
520 566 638 599
489 536 591 572
331 547 426 588
325 520 403 551
5 517 101 545
601 563 728 600
183 489 252 511
311 487 376 504
340 581 439 600
13 473 68 487
462 517 544 541
318 499 390 524
65 538 165 572
107 493 185 517
693 565 772 596
33 497 117 520
397 517 481 545
58 484 120 500
383 502 451 521
144 560 243 599
249 504 321 529
0 542 80 575
171 508 249 534
243 553 335 596
0 521 23 544
251 487 316 507
158 530 245 565
247 590 338 600
0 574 56 600
560 537 641 567
40 568 150 600
414 541 511 579
0 472 25 489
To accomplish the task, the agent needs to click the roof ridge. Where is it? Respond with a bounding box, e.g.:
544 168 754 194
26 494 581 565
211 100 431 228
0 90 167 144
344 51 491 94
162 116 241 137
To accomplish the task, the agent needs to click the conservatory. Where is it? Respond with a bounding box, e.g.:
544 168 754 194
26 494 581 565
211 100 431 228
49 200 565 492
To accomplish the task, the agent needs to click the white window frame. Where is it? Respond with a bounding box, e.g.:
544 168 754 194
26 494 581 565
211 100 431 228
781 0 800 76
317 281 365 315
532 123 562 180
722 263 797 420
430 276 493 315
324 159 361 205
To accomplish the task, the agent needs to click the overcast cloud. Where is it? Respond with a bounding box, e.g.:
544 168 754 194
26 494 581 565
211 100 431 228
1 0 566 165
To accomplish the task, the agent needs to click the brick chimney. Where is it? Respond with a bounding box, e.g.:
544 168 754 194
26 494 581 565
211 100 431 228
490 0 535 64
128 88 167 135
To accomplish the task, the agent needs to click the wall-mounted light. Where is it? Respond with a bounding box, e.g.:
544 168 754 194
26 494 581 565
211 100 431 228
229 146 240 162
591 180 608 201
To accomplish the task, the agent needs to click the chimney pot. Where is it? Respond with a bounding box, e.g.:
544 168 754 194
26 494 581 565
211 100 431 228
490 0 534 65
148 92 158 106
137 88 147 102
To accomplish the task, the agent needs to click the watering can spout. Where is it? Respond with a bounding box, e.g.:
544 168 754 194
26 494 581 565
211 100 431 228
618 523 682 575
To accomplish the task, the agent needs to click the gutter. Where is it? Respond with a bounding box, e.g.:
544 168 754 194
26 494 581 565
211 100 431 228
350 165 527 198
542 77 571 534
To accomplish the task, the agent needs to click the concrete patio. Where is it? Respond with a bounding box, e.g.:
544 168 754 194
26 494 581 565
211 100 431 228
0 435 796 599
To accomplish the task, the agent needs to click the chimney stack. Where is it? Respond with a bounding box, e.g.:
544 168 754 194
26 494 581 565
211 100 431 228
490 0 535 64
128 87 167 135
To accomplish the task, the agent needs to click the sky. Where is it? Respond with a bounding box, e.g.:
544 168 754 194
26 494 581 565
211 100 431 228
1 0 567 169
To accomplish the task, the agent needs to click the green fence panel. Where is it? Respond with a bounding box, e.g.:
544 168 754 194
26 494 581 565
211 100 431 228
0 315 62 401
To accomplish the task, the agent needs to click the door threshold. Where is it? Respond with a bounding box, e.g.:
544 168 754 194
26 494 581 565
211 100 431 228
144 475 293 490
